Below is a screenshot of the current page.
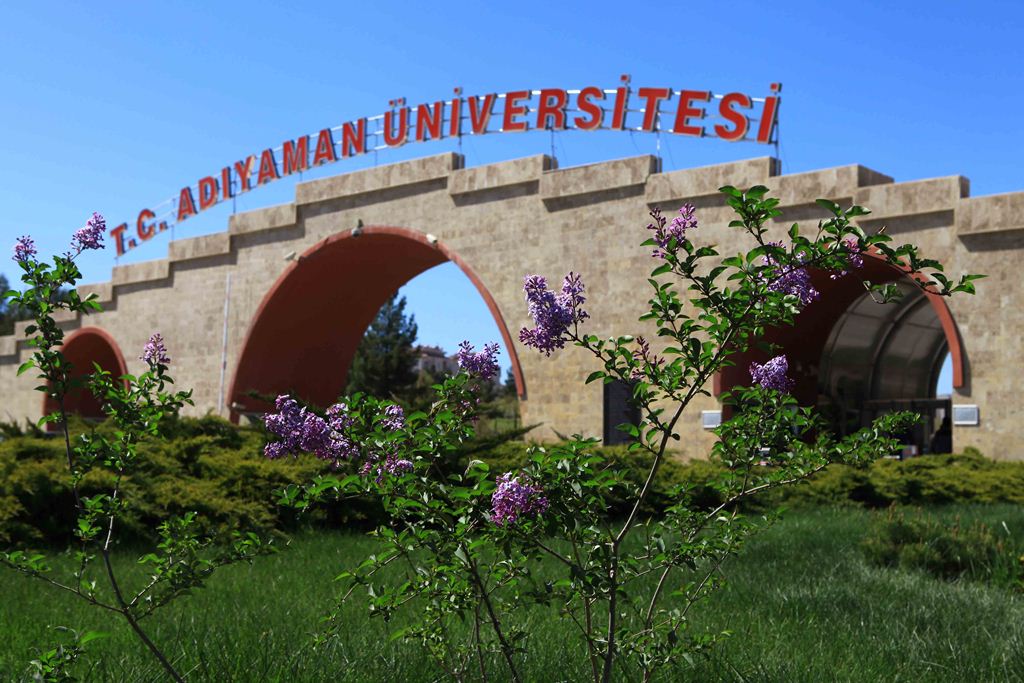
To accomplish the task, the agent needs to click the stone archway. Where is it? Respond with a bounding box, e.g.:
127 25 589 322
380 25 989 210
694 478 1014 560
43 326 128 421
715 254 965 453
227 226 525 419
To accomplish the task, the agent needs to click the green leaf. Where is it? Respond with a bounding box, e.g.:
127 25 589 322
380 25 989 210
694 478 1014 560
815 198 842 216
585 371 605 384
17 360 35 376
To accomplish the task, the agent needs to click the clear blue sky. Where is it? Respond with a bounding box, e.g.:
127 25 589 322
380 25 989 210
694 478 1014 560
2 1 1021 385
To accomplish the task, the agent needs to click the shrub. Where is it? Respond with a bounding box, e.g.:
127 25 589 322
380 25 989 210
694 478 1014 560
5 425 1020 548
0 417 337 546
862 507 1024 589
778 449 1024 508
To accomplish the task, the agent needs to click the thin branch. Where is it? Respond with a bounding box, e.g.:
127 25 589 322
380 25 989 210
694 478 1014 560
465 554 521 683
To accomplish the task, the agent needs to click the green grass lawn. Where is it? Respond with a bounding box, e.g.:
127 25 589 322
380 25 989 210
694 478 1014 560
2 506 1023 682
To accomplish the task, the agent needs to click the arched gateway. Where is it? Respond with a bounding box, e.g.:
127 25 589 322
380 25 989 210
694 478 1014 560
229 226 525 417
1 153 1021 458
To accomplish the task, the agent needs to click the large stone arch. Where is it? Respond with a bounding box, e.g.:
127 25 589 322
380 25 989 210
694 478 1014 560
227 226 525 418
715 254 965 451
42 326 128 421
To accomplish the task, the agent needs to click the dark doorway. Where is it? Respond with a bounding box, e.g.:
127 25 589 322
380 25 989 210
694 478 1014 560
603 379 640 446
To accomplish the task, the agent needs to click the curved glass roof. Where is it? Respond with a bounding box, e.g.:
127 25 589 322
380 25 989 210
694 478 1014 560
818 281 948 403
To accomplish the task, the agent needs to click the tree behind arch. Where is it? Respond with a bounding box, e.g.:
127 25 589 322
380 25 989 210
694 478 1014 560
346 294 418 401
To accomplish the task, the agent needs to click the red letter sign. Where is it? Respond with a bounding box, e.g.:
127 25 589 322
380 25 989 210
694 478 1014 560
415 102 444 142
502 91 529 132
313 128 336 166
177 187 198 222
673 90 710 137
198 176 218 210
257 149 279 185
715 92 751 141
536 89 567 130
234 156 254 193
638 87 672 131
574 87 604 130
136 209 156 240
282 136 310 175
221 167 233 200
341 119 366 157
110 223 129 256
756 83 782 143
468 94 496 134
383 107 408 147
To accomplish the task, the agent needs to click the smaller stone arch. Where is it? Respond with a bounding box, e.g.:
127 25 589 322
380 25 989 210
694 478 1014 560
714 253 965 401
42 326 128 422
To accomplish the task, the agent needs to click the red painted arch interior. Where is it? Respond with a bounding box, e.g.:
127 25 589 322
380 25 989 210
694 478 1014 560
43 326 128 421
228 226 526 419
713 253 965 401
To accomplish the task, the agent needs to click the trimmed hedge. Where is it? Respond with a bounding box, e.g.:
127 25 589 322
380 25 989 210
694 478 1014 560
483 444 1024 512
0 416 379 546
2 415 1022 547
775 448 1024 508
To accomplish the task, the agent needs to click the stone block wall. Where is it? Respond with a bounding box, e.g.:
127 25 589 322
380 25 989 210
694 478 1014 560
1 153 1020 459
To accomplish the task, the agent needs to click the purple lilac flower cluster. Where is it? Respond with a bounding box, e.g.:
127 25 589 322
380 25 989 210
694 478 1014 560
263 395 359 463
519 272 589 356
491 472 549 526
630 336 664 381
360 451 414 482
456 341 501 381
362 404 413 479
761 244 820 307
381 404 405 430
749 355 794 392
12 236 36 263
647 204 697 258
830 237 866 280
140 333 171 365
71 213 106 253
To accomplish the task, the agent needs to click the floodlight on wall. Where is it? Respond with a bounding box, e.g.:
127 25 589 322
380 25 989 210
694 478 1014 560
426 233 439 246
701 410 722 429
283 250 297 262
351 219 364 238
952 404 980 426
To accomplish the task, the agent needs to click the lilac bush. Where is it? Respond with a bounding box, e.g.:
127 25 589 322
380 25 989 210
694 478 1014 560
12 235 36 263
2 220 270 682
140 331 171 365
647 203 698 258
455 340 500 380
490 473 549 526
761 242 820 306
274 186 981 683
70 212 106 253
519 272 589 354
750 354 794 392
